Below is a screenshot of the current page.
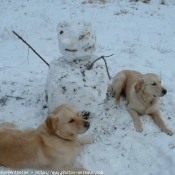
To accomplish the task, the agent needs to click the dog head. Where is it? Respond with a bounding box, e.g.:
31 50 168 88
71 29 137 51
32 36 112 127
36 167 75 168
45 104 90 140
134 73 167 97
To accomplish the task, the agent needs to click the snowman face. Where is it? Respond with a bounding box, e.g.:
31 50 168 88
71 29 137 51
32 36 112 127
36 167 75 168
57 21 96 62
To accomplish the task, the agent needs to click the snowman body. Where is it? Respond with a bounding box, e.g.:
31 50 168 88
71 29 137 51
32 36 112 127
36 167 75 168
46 21 108 113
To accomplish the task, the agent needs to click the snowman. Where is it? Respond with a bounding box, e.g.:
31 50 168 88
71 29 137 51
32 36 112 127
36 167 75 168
46 20 109 116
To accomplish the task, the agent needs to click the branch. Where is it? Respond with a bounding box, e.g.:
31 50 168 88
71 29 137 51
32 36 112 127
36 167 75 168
12 31 49 67
27 47 29 65
5 95 25 100
102 57 111 80
87 54 114 80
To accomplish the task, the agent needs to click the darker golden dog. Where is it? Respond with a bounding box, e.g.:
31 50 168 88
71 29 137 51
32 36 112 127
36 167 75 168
0 104 94 174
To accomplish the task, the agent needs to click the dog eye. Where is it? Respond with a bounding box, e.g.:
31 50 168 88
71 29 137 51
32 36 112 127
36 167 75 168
151 83 156 86
69 119 74 123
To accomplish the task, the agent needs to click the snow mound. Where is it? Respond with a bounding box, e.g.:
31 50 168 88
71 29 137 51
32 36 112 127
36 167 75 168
46 56 109 113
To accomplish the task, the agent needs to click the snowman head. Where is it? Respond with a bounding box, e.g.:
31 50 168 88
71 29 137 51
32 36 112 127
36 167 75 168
57 20 96 62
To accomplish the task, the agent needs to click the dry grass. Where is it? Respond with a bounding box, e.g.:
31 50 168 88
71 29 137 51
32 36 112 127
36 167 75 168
88 0 93 3
82 0 86 4
129 0 139 2
160 0 165 5
99 0 106 3
142 0 150 4
114 9 128 15
82 0 106 4
130 0 165 4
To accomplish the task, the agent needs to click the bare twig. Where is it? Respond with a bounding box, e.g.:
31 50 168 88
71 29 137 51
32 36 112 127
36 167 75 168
27 47 29 65
87 54 114 80
12 31 49 67
6 95 25 100
88 54 114 69
98 101 106 105
102 57 111 80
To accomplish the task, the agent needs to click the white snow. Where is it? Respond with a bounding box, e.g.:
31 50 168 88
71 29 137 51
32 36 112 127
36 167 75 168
0 0 175 175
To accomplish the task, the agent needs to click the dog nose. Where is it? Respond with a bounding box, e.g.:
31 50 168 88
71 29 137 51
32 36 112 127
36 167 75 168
84 121 90 128
162 89 167 95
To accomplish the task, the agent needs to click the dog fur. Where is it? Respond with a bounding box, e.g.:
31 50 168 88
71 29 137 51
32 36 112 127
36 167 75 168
108 70 173 135
0 104 94 174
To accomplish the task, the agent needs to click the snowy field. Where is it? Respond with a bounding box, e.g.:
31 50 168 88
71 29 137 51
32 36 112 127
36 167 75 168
0 0 175 174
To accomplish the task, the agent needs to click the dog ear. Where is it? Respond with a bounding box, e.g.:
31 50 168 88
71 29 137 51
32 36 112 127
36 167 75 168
45 114 58 134
134 78 143 93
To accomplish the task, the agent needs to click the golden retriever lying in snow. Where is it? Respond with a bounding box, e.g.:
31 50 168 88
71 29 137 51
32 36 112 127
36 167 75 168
108 70 173 135
0 104 94 174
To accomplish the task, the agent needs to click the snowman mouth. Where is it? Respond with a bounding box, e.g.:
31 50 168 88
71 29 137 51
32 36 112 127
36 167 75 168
65 49 78 52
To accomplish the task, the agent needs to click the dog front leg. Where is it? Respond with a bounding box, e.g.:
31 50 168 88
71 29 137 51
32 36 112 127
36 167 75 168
151 111 173 136
127 107 143 132
77 135 94 144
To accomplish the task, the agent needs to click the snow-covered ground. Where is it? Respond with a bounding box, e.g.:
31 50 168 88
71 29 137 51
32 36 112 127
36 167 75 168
0 0 175 174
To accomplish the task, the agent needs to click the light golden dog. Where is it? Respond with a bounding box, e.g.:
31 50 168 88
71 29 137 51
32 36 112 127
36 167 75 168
0 104 95 174
108 70 173 135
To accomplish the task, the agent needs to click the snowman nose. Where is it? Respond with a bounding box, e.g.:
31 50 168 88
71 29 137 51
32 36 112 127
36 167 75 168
62 38 75 46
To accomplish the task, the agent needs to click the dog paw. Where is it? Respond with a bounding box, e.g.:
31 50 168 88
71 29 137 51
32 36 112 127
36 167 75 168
78 135 94 144
163 128 173 136
136 126 143 132
84 135 95 144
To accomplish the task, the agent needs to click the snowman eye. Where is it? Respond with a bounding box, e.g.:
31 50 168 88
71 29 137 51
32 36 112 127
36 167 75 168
60 30 64 34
